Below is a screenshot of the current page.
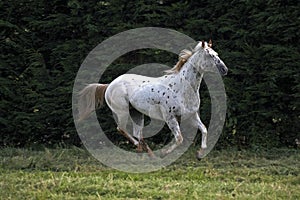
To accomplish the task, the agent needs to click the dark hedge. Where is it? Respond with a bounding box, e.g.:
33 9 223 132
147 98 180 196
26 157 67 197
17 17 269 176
1 0 299 148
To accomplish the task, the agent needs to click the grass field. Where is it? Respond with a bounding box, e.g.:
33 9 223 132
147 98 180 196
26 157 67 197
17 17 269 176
0 146 299 199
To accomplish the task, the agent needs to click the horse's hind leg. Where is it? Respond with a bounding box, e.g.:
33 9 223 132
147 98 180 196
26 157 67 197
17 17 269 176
117 127 139 146
105 82 139 147
129 106 144 141
115 110 153 157
115 112 139 147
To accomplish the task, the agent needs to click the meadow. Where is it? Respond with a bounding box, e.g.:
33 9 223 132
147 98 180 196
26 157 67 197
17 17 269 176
0 147 299 199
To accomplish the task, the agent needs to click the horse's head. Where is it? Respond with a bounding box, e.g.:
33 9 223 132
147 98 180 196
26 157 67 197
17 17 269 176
193 40 228 76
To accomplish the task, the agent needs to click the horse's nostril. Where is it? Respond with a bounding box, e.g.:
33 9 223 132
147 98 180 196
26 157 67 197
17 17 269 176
223 68 228 75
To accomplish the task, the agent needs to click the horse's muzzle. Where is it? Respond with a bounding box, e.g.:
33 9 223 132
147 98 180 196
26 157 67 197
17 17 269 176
217 63 228 76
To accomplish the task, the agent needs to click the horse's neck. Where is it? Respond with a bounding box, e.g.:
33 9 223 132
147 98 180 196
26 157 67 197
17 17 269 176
159 54 203 95
178 58 203 92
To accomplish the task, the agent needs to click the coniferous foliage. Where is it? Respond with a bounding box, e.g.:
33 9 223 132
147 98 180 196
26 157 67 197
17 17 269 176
0 0 299 147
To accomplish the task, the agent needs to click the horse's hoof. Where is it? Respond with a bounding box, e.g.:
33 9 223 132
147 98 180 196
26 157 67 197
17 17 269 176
196 152 202 161
136 145 143 153
196 149 206 160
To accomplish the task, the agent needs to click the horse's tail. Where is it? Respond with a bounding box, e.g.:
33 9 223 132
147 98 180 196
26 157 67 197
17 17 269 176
78 83 109 121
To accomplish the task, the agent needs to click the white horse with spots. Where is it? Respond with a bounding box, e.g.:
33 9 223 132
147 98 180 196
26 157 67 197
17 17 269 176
78 40 228 159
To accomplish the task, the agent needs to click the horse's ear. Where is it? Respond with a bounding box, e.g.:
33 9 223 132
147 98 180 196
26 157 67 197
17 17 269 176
208 39 213 47
201 40 205 48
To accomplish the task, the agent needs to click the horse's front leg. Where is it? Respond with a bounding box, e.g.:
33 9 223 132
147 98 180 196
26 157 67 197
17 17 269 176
161 116 183 157
190 112 208 160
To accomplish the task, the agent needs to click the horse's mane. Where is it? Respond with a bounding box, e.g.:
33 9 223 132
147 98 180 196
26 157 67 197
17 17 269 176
165 49 193 74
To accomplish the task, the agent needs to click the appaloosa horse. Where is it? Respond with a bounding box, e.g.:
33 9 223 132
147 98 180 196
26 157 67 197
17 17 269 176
78 40 228 159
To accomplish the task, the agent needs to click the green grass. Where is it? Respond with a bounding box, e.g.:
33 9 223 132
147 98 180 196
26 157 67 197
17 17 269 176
0 147 299 199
